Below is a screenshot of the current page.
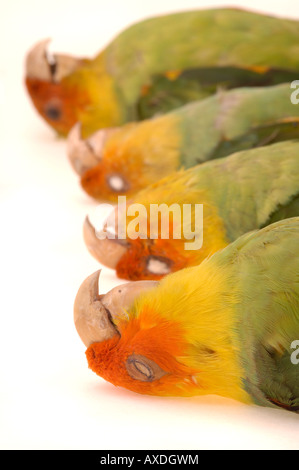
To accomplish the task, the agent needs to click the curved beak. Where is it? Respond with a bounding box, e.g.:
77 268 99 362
67 123 119 175
25 39 82 82
74 270 158 347
83 216 128 269
74 270 118 347
25 39 53 81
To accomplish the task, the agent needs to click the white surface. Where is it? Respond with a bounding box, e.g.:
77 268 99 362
1 0 299 451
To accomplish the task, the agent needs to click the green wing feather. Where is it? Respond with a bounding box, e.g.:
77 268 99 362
218 218 299 410
193 140 299 240
175 83 299 168
137 67 299 119
101 8 299 118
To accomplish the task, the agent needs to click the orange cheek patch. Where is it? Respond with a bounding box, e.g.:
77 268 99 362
80 145 145 202
86 315 195 396
80 163 111 200
115 238 191 281
25 77 89 136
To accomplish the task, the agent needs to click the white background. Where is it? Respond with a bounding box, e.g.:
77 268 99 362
1 0 299 451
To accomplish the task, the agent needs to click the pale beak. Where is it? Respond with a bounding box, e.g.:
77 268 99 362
67 123 119 175
83 216 128 269
74 270 158 347
25 39 82 82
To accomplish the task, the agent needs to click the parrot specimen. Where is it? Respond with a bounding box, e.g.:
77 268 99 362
74 217 299 411
25 8 299 137
68 84 299 201
83 140 299 280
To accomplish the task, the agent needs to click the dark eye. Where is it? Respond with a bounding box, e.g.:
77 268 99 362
126 353 167 382
45 105 61 120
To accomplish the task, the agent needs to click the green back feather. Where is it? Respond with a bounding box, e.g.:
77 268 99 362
213 218 299 410
137 67 299 119
101 9 299 116
193 140 299 240
175 83 299 168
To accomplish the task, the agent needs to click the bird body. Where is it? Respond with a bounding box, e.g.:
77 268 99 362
26 9 299 136
76 218 299 411
77 83 299 201
83 140 299 281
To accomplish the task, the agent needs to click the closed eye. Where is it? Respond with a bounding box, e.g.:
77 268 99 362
146 256 172 275
126 353 167 382
132 360 153 379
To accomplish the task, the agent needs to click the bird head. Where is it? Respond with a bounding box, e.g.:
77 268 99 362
83 169 229 280
74 268 247 400
25 40 122 137
74 270 202 396
67 113 181 200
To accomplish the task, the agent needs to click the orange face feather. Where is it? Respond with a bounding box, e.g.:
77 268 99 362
80 145 146 201
25 76 91 136
114 238 192 281
92 194 229 280
75 264 253 404
79 115 181 201
86 307 199 396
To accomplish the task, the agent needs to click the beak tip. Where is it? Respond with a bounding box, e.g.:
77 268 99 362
25 38 52 80
67 123 104 176
73 269 116 348
83 216 127 269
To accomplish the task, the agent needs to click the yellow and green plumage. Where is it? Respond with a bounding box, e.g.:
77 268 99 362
26 8 299 137
86 140 299 280
80 83 299 201
85 217 299 411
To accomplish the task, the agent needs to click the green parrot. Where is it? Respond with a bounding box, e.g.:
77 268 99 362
68 83 299 201
25 8 299 137
82 139 299 280
74 217 299 412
